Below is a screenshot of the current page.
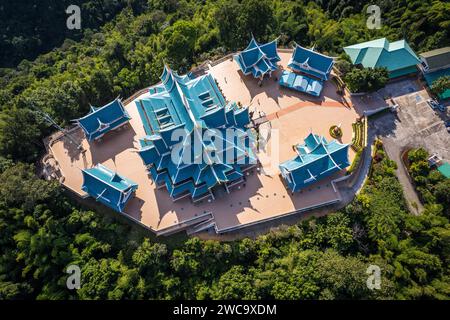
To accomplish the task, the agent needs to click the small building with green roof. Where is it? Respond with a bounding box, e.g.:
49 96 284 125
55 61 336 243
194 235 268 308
343 38 420 79
419 47 450 100
419 47 450 73
437 162 450 179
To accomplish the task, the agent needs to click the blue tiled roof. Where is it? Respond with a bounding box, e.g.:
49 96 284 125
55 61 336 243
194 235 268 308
279 133 350 192
76 99 131 141
279 70 323 96
288 45 334 81
135 65 256 201
81 164 138 212
234 37 280 78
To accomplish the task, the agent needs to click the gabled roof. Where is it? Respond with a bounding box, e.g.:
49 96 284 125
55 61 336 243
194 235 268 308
81 164 138 212
437 162 450 179
76 98 130 141
420 47 450 70
135 65 256 201
234 37 280 78
279 70 323 96
279 133 350 192
287 44 334 81
343 38 420 74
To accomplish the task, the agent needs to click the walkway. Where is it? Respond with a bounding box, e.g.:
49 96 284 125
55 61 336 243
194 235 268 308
266 100 351 121
382 136 424 215
196 124 376 241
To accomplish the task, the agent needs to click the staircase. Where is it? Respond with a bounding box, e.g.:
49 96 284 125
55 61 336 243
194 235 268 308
186 217 216 235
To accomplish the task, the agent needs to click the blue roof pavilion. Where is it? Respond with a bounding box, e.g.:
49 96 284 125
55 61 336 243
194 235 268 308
135 65 257 202
279 70 323 96
279 133 350 192
288 44 334 81
234 37 281 79
75 98 131 141
81 164 138 212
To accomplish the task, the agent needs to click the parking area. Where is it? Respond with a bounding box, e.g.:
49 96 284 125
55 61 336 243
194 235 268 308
371 79 450 161
362 79 450 214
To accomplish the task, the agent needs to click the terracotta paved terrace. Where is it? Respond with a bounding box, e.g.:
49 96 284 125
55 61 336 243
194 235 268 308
47 51 358 235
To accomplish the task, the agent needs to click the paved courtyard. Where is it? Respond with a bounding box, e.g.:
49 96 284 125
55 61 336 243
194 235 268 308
361 78 450 214
47 51 360 235
369 79 450 162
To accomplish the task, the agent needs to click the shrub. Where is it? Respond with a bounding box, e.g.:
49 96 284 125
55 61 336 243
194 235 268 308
343 67 389 93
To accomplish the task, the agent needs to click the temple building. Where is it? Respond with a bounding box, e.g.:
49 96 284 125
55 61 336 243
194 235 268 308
279 71 324 97
288 44 334 81
75 98 131 141
343 38 420 79
234 37 281 79
135 65 257 202
280 44 334 96
279 133 350 192
81 164 138 212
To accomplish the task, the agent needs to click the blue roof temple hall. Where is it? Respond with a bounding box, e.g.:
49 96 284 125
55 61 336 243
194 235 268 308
81 164 138 213
279 44 334 97
135 65 257 202
75 98 131 142
279 133 350 192
234 37 281 80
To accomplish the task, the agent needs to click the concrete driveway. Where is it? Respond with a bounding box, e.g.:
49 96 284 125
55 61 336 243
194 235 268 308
368 79 450 214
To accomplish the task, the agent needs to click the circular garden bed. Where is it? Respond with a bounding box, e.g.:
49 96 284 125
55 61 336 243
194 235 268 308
329 125 343 139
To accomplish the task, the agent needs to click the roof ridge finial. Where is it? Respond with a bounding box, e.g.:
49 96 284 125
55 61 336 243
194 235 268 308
162 58 172 73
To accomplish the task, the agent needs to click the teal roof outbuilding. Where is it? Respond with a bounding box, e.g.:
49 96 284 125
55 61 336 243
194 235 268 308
343 38 420 78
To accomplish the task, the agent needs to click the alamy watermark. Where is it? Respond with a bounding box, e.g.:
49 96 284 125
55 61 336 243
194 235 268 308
366 264 381 290
366 5 382 30
167 127 280 175
66 264 81 290
66 5 81 30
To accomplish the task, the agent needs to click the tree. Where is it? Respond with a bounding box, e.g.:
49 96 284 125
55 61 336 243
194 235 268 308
0 281 33 300
239 0 274 41
214 0 242 50
163 20 198 69
434 180 450 213
431 76 450 97
209 265 257 299
0 108 43 162
314 212 355 253
315 250 373 299
0 163 59 211
77 258 123 299
408 148 429 163
343 67 389 93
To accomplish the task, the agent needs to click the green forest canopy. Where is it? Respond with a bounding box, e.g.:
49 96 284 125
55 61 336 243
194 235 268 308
0 0 449 300
1 143 449 299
